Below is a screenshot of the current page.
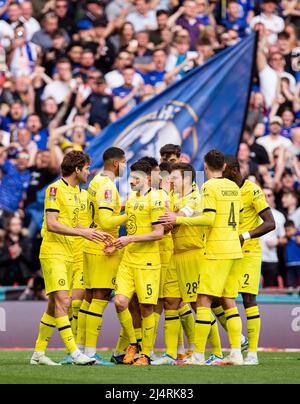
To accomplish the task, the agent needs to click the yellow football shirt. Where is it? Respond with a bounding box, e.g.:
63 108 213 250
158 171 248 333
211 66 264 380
40 178 81 261
239 179 269 255
122 188 166 269
172 188 205 254
73 189 88 261
84 173 121 255
158 189 174 257
177 178 243 259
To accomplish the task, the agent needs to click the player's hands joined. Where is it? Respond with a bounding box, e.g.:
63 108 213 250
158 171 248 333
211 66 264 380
102 245 117 255
114 236 132 249
163 223 174 234
158 211 177 225
81 228 113 243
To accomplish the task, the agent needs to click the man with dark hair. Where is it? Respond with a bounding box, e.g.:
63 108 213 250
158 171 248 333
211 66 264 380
220 155 275 365
31 150 111 366
80 147 127 365
160 149 244 365
114 159 165 366
160 144 181 164
149 9 170 45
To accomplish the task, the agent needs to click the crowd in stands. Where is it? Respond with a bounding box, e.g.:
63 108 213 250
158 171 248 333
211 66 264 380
0 0 299 294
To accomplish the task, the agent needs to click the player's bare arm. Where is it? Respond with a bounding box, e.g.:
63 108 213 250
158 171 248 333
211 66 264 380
239 208 276 246
114 223 164 249
46 211 112 243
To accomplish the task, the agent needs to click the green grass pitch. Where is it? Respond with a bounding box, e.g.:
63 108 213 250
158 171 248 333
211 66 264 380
0 351 299 384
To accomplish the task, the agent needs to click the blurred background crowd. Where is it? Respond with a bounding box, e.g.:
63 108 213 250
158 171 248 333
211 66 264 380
0 0 299 297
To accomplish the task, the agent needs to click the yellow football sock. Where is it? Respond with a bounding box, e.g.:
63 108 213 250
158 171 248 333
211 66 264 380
56 316 77 353
225 307 242 350
141 314 155 357
34 312 56 353
85 299 108 348
178 324 184 345
207 312 222 357
76 300 90 346
71 300 82 340
117 308 136 344
152 312 161 348
246 306 261 353
194 307 211 354
135 327 142 347
212 305 227 331
164 310 180 359
179 304 195 348
115 328 129 353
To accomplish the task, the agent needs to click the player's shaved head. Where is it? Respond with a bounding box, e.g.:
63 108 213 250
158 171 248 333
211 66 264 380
103 147 125 162
204 149 225 171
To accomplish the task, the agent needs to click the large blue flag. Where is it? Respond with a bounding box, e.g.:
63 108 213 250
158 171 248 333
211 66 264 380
86 33 257 171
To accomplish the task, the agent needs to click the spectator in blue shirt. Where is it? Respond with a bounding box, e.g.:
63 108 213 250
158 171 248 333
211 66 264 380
283 220 300 289
281 109 298 140
26 114 49 151
142 49 167 91
221 0 249 38
0 101 27 137
80 77 116 131
0 149 31 223
113 66 142 118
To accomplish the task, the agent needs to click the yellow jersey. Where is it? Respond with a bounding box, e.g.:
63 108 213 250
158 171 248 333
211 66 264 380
73 189 88 261
158 189 174 256
239 179 269 255
202 178 243 259
172 188 205 254
84 173 121 255
122 188 166 269
40 178 80 261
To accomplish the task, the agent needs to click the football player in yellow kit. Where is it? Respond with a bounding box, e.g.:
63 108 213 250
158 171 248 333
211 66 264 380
82 147 127 365
60 188 89 365
160 150 244 365
114 160 165 366
159 145 193 360
31 151 112 366
220 156 275 365
153 163 206 365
